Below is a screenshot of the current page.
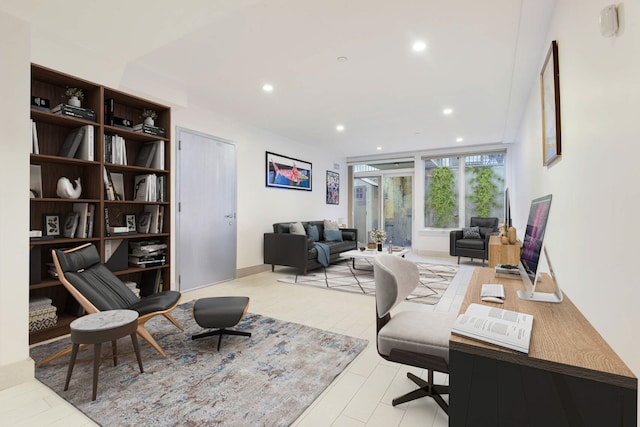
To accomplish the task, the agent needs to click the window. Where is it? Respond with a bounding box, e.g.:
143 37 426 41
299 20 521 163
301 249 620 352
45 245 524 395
424 152 505 229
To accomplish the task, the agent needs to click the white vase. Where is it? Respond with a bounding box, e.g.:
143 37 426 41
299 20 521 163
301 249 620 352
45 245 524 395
144 117 154 126
68 96 81 107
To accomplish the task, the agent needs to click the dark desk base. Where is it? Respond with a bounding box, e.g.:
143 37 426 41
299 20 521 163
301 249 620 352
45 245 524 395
450 349 637 427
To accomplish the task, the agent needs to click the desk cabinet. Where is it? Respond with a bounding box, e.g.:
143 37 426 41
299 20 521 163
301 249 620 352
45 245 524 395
487 235 522 268
449 268 637 426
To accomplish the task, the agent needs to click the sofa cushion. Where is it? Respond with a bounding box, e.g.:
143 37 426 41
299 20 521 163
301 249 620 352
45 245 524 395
462 226 481 240
456 238 485 250
324 229 343 242
290 222 306 235
306 224 320 242
324 219 339 231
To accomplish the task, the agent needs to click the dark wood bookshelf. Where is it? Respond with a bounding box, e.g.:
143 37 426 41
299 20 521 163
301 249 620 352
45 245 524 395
29 63 171 344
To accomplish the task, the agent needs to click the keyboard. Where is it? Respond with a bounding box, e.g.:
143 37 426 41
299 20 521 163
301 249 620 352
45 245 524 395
481 284 505 299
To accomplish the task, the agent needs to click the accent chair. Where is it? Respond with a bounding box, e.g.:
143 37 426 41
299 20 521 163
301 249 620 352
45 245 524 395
449 216 499 265
373 254 457 413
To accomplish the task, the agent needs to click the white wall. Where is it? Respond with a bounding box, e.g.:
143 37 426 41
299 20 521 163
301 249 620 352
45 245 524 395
0 11 34 389
512 0 640 381
172 105 348 271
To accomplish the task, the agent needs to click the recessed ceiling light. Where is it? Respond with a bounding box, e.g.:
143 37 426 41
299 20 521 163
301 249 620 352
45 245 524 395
376 146 382 151
262 84 274 92
456 137 464 142
412 41 427 52
337 56 348 62
443 108 453 115
336 124 345 131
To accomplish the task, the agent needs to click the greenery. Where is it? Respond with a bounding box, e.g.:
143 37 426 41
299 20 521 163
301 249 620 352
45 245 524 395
425 167 457 227
142 109 158 120
368 229 387 243
467 166 503 217
64 87 84 100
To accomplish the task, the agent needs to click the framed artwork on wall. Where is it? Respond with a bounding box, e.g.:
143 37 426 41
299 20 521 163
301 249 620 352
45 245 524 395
326 171 339 204
266 151 312 191
541 40 561 166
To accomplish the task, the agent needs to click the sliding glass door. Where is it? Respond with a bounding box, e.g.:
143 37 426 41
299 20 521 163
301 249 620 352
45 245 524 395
352 163 413 249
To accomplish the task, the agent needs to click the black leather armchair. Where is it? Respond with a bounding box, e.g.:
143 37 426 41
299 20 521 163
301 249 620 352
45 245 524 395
449 217 499 265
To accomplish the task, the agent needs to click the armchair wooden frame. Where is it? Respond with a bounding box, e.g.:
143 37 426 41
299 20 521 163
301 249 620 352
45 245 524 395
38 243 183 366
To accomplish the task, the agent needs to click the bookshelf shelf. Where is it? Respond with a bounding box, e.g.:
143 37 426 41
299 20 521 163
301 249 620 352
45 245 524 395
29 63 171 344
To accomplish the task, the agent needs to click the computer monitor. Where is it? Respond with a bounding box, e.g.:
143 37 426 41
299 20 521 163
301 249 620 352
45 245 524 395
504 187 512 228
516 194 562 303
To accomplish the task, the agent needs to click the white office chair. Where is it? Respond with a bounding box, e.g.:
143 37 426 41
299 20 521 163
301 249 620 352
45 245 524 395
373 254 457 413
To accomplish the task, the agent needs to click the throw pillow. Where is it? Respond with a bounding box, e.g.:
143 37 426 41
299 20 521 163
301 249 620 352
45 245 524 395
324 229 343 242
323 219 340 231
289 222 306 235
306 224 320 242
462 226 481 239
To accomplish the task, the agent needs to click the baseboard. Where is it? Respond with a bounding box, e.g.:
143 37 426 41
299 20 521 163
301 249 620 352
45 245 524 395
0 358 34 391
236 264 271 278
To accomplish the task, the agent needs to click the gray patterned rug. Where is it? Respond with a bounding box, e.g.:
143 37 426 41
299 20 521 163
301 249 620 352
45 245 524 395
278 260 459 305
30 303 368 426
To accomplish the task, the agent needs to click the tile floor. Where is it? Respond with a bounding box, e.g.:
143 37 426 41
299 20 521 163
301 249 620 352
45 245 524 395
1 253 476 426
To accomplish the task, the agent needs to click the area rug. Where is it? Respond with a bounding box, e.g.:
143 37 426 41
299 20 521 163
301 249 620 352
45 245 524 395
30 303 368 426
278 259 459 305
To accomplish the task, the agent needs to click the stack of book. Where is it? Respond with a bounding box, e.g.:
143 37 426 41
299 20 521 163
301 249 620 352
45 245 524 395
51 103 96 122
129 240 167 268
124 281 140 297
29 297 57 332
104 134 127 164
133 123 166 137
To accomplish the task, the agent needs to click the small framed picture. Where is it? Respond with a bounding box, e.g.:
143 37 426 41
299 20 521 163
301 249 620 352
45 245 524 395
43 214 61 236
125 214 137 232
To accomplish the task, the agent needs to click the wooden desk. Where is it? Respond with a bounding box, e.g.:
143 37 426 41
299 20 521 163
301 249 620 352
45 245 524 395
487 235 522 268
449 268 637 426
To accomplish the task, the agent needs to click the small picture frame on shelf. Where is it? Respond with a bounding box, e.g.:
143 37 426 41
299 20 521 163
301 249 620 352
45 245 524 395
125 214 137 232
43 214 61 236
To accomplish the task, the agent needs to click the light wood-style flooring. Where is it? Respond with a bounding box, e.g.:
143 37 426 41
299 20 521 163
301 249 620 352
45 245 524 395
1 253 475 426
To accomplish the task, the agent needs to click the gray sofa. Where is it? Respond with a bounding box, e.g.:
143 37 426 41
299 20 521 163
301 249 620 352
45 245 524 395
264 221 358 274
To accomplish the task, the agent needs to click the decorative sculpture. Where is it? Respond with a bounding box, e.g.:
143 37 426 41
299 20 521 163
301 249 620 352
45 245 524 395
56 177 82 199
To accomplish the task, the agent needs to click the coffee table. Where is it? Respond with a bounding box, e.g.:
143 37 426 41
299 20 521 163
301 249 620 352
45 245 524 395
339 248 409 292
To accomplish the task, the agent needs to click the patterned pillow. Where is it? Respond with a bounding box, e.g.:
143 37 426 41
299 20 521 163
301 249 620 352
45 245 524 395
462 226 481 239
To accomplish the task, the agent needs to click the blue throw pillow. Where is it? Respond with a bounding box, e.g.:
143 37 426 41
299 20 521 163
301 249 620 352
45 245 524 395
324 229 343 242
307 224 320 242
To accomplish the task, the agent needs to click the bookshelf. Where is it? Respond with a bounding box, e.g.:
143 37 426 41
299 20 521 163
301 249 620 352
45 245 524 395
29 64 171 344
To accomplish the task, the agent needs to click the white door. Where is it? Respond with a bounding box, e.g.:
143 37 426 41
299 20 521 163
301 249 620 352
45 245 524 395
176 127 237 291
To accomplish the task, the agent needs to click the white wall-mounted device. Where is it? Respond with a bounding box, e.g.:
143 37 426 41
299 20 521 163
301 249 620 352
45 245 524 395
600 4 619 37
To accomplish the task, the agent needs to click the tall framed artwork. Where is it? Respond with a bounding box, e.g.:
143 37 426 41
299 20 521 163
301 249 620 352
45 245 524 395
326 171 339 204
541 40 561 166
265 151 312 191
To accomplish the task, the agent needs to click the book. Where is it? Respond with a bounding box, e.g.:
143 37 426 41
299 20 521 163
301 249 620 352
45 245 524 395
134 141 158 168
51 103 97 121
451 303 534 354
151 140 165 169
104 98 115 126
30 164 43 198
31 120 39 154
75 125 94 161
110 172 125 200
103 167 116 200
62 211 80 238
144 205 160 233
132 123 166 137
58 127 85 158
137 212 152 234
72 202 89 238
494 264 522 279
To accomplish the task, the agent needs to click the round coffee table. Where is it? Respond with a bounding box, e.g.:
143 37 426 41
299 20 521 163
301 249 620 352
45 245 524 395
64 309 143 400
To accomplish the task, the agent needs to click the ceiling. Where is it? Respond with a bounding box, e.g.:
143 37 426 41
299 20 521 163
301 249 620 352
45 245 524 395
5 0 557 157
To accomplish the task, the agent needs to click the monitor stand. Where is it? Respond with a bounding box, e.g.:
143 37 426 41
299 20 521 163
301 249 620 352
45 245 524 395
517 247 563 303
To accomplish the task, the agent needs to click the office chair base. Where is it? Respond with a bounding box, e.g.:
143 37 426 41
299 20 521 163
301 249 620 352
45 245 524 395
392 372 449 414
192 328 251 351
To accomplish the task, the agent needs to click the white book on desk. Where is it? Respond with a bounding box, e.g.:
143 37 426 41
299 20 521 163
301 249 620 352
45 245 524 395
452 303 533 354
